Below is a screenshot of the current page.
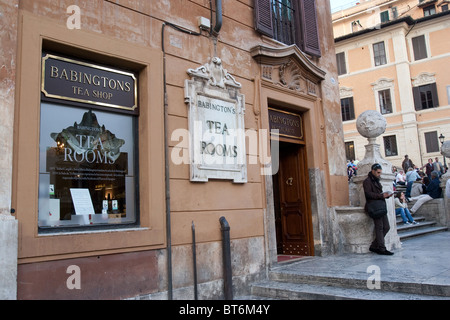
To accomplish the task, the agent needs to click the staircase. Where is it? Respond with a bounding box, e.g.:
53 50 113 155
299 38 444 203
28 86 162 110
396 215 448 240
248 264 450 300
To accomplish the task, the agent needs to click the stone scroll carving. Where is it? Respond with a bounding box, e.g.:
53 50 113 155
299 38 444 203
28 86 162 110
187 57 242 89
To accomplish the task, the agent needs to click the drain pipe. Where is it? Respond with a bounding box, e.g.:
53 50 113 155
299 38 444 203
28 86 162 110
219 216 233 300
211 0 223 36
161 22 173 300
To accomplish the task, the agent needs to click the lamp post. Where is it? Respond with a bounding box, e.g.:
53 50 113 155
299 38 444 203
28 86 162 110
439 134 447 171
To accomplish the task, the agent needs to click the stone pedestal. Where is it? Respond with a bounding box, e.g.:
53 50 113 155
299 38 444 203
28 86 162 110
342 110 401 253
0 215 18 300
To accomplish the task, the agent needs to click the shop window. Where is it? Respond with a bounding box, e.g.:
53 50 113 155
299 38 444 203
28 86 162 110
254 0 321 57
373 41 387 66
383 135 398 157
38 53 139 231
341 97 355 122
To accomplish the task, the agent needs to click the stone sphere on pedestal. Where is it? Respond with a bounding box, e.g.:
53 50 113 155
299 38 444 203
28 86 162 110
441 141 450 159
354 110 391 175
356 110 387 139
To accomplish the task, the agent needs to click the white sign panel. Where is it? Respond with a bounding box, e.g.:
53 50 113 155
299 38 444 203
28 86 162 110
185 57 247 183
70 188 95 215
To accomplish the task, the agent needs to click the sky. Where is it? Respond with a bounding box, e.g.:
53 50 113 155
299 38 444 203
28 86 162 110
329 0 360 12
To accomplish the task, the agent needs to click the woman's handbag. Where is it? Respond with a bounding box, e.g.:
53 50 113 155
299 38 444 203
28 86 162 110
367 199 387 219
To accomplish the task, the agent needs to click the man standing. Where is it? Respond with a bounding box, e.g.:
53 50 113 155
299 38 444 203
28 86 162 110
421 158 434 179
402 155 415 173
363 163 395 255
433 157 445 177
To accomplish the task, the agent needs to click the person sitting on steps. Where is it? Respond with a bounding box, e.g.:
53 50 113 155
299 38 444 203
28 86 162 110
394 192 417 225
409 171 442 215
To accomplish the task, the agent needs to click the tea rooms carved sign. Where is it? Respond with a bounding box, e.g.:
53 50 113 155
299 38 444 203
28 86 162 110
185 57 247 183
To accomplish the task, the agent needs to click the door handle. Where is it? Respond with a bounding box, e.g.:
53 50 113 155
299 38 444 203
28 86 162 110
286 177 293 186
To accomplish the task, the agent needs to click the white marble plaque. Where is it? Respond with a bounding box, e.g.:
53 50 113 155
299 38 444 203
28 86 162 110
185 57 247 183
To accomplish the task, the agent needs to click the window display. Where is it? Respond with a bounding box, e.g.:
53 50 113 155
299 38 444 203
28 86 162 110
38 103 138 230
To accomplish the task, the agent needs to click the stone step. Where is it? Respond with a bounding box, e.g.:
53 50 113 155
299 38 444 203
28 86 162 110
251 280 450 300
398 226 448 240
396 216 426 224
396 220 436 231
267 268 450 297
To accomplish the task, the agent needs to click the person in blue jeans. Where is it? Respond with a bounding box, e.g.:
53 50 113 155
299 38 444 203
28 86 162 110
394 192 417 225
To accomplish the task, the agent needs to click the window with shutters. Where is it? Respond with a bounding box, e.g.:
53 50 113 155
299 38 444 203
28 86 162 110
412 35 427 61
336 52 347 76
341 97 355 122
425 131 440 153
254 0 321 57
380 10 390 23
413 83 439 110
373 41 387 66
383 135 398 157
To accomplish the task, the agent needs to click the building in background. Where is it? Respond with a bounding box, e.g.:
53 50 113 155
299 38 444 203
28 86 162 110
0 0 349 300
333 0 450 170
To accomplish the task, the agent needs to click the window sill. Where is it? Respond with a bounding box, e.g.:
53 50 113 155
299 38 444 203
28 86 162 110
38 226 150 237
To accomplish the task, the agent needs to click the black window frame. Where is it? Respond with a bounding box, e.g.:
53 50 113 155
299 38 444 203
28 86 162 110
341 97 355 122
345 141 356 162
423 4 436 16
412 35 428 61
378 89 393 115
336 52 347 76
424 131 440 153
413 83 439 111
383 135 398 157
373 41 387 66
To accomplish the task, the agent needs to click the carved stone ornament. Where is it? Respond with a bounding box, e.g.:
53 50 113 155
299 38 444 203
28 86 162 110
412 72 436 87
339 86 353 99
279 60 305 93
185 57 247 183
187 57 241 89
250 44 325 97
371 78 394 91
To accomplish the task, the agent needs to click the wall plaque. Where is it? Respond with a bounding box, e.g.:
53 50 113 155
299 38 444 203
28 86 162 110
41 54 138 113
269 108 303 140
185 57 247 183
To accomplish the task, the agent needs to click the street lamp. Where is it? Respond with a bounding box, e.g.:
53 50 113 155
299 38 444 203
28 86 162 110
439 133 447 171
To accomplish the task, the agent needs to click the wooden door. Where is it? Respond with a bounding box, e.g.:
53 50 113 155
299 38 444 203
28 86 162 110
274 142 313 256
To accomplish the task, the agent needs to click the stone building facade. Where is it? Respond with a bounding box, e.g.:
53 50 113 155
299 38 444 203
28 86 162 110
0 0 349 299
333 0 450 169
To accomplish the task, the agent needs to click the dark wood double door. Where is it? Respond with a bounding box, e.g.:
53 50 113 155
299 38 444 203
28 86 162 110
273 142 314 256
